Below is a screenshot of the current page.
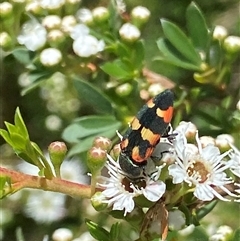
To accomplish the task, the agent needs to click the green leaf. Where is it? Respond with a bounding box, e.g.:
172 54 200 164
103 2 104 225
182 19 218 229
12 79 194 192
14 107 29 138
21 72 52 96
161 19 202 66
110 223 120 241
86 219 110 241
100 59 132 80
62 115 121 143
73 77 113 114
233 229 240 241
156 38 201 71
0 129 12 145
132 40 145 70
186 2 210 52
12 47 32 65
196 200 218 220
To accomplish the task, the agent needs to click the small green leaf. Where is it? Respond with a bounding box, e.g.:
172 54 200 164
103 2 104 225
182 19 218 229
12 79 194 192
161 19 202 66
186 2 210 52
233 229 240 241
73 77 113 114
12 47 32 65
100 59 132 79
86 219 110 241
196 200 218 220
110 223 120 241
14 107 29 138
0 129 12 145
132 40 145 69
156 38 201 71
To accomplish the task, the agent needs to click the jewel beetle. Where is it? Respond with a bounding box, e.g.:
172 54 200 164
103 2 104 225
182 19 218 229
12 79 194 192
119 89 174 180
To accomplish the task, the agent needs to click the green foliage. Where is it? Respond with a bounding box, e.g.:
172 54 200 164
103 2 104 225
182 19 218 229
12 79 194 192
0 108 54 178
62 115 121 156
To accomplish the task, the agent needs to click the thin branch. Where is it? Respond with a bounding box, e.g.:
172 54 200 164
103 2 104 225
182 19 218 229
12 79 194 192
0 167 92 199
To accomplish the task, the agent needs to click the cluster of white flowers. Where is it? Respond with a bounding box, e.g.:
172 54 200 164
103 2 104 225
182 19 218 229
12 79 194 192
96 121 239 216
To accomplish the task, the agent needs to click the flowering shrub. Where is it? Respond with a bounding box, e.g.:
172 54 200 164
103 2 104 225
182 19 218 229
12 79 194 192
0 1 240 241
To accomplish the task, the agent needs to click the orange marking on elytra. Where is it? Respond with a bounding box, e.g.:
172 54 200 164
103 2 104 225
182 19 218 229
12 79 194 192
147 99 155 108
120 138 129 149
131 118 141 130
141 127 160 145
156 106 173 123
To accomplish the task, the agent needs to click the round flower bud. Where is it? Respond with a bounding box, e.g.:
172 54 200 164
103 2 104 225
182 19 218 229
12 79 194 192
199 136 216 148
42 15 61 30
110 144 121 160
40 48 62 67
47 30 66 47
168 210 186 231
175 121 197 142
48 142 67 165
116 83 133 96
131 6 150 27
25 1 43 15
76 8 93 25
87 147 106 174
223 36 240 54
93 136 112 151
0 32 13 51
61 15 77 33
148 83 164 97
91 192 108 211
119 23 141 42
52 228 73 241
40 0 65 10
215 134 234 152
92 7 110 23
213 25 228 41
0 2 13 19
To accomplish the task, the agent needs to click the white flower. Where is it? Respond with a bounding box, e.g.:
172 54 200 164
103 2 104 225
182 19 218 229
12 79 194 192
45 114 62 130
223 36 240 53
61 159 90 184
70 23 89 40
97 154 165 216
39 0 65 10
234 183 240 202
24 190 67 223
228 143 240 178
76 8 93 24
17 20 47 51
73 35 105 57
119 23 140 42
168 210 186 231
40 48 62 66
52 228 73 241
92 7 109 22
168 126 234 201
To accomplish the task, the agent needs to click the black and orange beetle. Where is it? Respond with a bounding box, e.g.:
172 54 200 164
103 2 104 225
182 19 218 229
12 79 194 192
119 89 174 180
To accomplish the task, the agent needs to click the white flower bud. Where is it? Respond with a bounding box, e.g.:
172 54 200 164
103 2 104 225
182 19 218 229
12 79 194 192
25 1 42 15
0 32 12 50
17 20 47 51
40 0 65 10
199 136 216 148
131 6 150 25
52 228 73 241
76 8 93 25
213 25 228 41
168 210 186 231
0 2 13 18
116 83 133 96
223 36 240 54
73 35 105 57
42 15 61 30
47 30 65 47
61 15 77 33
148 83 164 97
119 23 140 42
215 134 234 152
40 48 62 66
92 6 110 23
